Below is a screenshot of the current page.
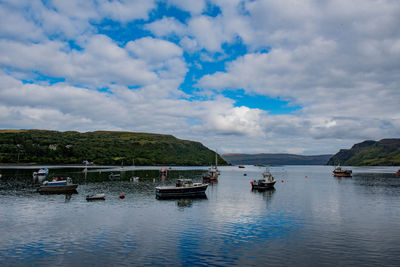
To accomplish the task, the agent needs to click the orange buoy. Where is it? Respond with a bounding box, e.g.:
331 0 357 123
119 195 125 199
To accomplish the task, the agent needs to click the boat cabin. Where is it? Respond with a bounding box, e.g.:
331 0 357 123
176 179 194 187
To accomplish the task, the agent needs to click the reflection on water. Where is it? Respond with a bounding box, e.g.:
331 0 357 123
0 165 400 266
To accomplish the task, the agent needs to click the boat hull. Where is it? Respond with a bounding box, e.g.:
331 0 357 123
37 184 78 194
156 184 208 199
251 181 276 190
86 194 105 201
333 172 352 177
202 175 218 183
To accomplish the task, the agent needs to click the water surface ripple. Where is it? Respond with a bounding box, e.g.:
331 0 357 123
0 165 400 266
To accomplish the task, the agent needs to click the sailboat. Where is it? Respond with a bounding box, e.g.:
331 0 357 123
203 151 220 183
130 159 140 181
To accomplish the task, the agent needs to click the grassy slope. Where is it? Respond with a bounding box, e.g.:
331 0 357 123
327 139 400 166
0 130 227 166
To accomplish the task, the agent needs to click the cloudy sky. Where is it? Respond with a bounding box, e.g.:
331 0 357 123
0 0 399 155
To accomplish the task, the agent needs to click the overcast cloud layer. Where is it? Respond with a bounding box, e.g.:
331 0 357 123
0 0 399 155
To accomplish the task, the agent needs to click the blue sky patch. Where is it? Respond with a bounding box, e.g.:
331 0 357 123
223 89 301 114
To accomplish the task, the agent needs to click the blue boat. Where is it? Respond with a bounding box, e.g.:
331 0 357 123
38 177 78 194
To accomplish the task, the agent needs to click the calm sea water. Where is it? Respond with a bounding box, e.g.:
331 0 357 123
0 165 400 266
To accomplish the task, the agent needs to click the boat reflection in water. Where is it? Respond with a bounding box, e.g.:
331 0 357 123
251 187 276 207
156 177 208 199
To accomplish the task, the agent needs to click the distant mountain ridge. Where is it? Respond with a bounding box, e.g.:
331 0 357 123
327 138 400 166
0 129 227 166
222 153 332 165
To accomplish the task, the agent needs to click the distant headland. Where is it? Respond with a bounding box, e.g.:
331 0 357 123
327 139 400 166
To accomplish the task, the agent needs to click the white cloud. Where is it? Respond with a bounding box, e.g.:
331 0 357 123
144 17 187 37
0 4 44 42
98 0 156 23
126 37 183 62
167 0 206 15
0 0 400 155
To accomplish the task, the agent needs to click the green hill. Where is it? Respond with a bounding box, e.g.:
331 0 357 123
327 139 400 166
222 153 332 165
0 129 227 166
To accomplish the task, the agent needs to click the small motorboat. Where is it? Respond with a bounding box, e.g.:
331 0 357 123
332 166 352 177
33 168 49 177
156 177 208 199
238 165 245 168
109 173 121 180
251 169 276 190
86 193 105 201
37 177 78 194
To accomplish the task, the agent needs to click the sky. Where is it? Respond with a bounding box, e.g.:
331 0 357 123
0 0 400 155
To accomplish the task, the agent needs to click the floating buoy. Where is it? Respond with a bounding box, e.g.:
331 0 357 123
281 180 284 183
119 194 125 199
305 176 307 178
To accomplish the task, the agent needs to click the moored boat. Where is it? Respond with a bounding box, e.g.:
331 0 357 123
332 166 352 177
203 166 219 183
109 173 121 180
203 152 219 183
156 178 208 199
37 177 78 194
86 193 106 201
251 169 276 190
33 168 49 177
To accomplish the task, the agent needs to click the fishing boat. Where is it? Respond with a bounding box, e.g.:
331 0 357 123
203 166 219 182
251 169 276 190
37 177 78 194
156 177 208 199
86 193 105 201
332 166 352 177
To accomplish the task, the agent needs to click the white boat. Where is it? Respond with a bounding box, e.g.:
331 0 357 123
156 178 208 199
38 177 78 194
203 151 220 182
33 168 49 177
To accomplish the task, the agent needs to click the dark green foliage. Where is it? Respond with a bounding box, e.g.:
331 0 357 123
222 153 332 165
0 130 227 166
327 139 400 166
